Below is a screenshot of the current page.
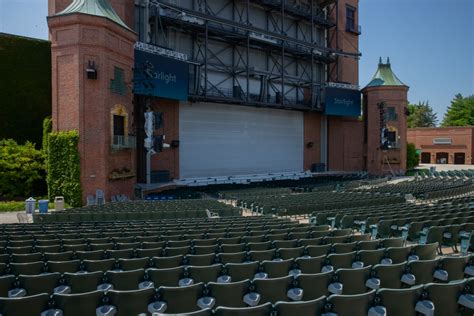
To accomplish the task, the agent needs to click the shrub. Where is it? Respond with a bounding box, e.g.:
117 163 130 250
0 139 45 198
47 131 82 207
406 143 420 170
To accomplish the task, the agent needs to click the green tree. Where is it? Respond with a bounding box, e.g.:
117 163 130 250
0 139 45 198
406 143 419 170
407 101 438 128
441 94 474 127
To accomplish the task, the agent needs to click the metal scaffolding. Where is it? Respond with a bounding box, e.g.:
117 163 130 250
139 0 358 111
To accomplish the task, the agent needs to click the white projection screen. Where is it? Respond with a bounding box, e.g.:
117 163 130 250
179 102 304 179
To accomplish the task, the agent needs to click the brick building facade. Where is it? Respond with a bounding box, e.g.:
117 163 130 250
407 127 474 165
48 0 409 203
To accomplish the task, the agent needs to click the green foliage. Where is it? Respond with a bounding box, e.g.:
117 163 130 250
406 143 420 170
0 34 52 146
441 94 474 127
42 117 52 154
0 139 45 198
407 101 438 128
47 131 82 207
0 200 61 213
0 201 26 212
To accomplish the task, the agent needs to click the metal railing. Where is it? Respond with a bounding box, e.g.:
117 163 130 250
112 135 136 150
388 141 400 149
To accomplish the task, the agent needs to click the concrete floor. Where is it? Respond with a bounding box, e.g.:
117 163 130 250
419 163 474 171
0 212 25 224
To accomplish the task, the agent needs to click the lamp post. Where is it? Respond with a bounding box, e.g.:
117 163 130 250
144 107 156 185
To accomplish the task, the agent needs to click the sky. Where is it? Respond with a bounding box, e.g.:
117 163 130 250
0 0 473 121
359 0 474 121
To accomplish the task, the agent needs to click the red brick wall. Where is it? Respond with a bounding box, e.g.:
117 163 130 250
150 100 180 180
328 0 359 85
49 14 137 203
303 112 322 170
327 117 365 171
407 127 474 164
363 86 409 175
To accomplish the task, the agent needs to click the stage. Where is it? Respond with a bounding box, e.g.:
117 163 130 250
135 170 365 197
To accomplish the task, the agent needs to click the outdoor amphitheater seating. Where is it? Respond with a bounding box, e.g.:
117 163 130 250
0 293 50 315
274 296 326 316
334 265 372 294
1 208 474 316
422 280 472 316
278 246 305 260
157 283 207 314
17 273 64 296
218 252 247 265
28 279 470 316
324 251 357 271
296 272 332 299
53 290 104 316
214 302 273 316
374 262 414 289
147 267 184 287
357 249 385 266
371 285 424 316
295 256 325 274
406 259 440 285
260 259 294 278
207 280 251 308
252 275 300 304
438 255 473 282
326 290 376 315
105 269 149 291
223 262 257 282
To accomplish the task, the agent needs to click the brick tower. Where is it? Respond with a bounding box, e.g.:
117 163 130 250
48 0 137 203
362 58 409 175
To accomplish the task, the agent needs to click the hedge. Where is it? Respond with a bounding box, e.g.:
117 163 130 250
42 117 52 154
0 139 45 198
47 131 82 207
0 34 51 146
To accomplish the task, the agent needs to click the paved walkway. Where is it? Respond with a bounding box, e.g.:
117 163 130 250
419 164 474 171
0 212 23 224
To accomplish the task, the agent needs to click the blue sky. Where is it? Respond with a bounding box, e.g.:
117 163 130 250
359 0 474 121
1 0 473 121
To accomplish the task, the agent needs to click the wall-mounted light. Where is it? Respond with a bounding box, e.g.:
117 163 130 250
171 140 180 148
86 60 97 80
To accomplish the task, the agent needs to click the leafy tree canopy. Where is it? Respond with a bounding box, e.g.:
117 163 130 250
441 94 474 127
0 139 45 198
407 101 438 128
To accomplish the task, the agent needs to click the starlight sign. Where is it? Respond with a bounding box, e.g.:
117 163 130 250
324 87 361 117
133 44 189 101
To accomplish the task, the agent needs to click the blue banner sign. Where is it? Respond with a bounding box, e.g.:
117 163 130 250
134 47 189 100
324 87 361 117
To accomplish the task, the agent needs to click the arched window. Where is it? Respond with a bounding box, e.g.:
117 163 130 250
111 105 133 149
